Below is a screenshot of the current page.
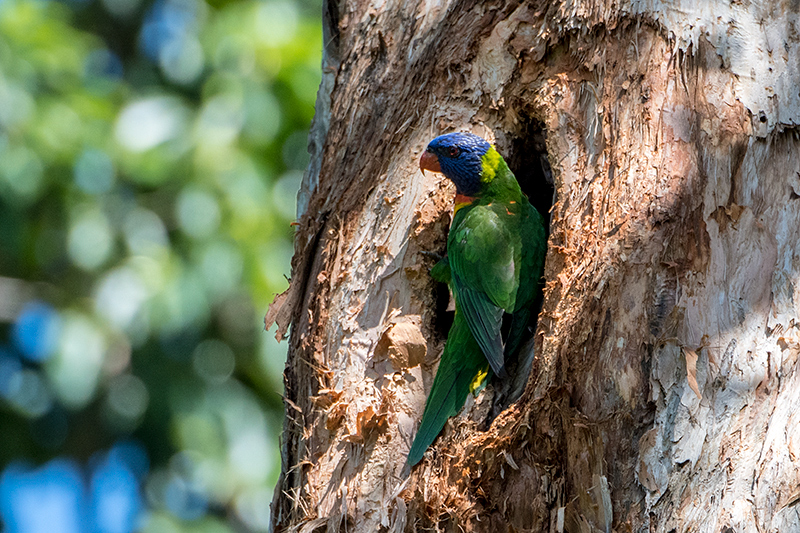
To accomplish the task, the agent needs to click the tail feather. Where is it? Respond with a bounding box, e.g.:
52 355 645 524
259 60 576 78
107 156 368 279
405 312 488 468
405 366 472 467
504 307 531 359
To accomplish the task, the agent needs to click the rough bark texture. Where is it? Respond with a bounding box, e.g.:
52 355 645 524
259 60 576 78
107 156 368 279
268 1 800 531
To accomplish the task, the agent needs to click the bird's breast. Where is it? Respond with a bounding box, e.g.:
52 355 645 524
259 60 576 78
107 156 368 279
453 193 477 214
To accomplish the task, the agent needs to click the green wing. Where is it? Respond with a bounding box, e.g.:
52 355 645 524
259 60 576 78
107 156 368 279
504 201 547 357
448 204 521 377
405 310 488 468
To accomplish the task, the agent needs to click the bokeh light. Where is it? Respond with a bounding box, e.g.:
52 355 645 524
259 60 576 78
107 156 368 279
68 207 115 271
0 459 85 533
12 302 60 363
74 149 116 195
115 97 188 153
0 0 321 529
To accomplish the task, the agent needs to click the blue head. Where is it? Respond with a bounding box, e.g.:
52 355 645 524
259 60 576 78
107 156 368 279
419 132 491 196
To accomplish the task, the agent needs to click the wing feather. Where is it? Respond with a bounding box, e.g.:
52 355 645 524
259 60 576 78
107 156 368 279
448 205 520 377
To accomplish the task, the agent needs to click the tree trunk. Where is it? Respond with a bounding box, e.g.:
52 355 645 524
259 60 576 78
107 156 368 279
267 1 800 531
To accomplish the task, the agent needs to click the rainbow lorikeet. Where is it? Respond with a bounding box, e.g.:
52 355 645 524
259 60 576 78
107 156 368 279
405 132 547 468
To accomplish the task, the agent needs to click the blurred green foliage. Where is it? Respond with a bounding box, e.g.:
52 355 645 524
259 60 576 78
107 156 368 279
0 0 320 528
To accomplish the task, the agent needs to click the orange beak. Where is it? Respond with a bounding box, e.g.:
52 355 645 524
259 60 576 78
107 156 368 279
419 150 441 175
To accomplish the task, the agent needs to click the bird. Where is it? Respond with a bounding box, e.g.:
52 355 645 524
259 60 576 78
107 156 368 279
405 131 547 468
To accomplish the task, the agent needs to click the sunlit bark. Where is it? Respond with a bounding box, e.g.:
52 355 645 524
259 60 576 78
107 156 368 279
269 1 800 531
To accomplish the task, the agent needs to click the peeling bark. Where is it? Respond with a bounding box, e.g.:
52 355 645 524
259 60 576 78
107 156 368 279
269 1 800 531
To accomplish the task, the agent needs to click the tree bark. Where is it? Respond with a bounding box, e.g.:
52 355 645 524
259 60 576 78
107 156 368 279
268 1 800 531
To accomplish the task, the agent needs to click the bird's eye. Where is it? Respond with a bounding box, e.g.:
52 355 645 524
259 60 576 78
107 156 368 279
448 146 460 157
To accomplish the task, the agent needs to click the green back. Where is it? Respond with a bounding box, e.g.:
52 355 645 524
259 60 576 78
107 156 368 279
446 158 546 376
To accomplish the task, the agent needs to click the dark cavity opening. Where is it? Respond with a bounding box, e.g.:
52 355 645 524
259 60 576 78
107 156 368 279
488 117 554 417
503 118 555 228
428 118 555 418
503 116 554 353
501 117 554 331
432 264 454 339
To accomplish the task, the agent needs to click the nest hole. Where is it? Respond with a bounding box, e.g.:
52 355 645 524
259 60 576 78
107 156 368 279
504 118 555 228
504 116 554 333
